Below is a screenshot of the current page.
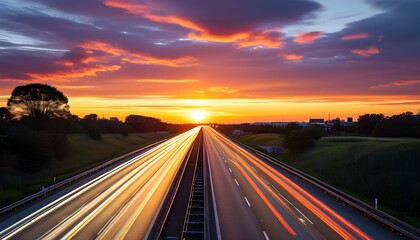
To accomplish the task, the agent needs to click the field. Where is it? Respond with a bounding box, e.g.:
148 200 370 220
233 134 420 227
0 133 169 208
233 133 283 149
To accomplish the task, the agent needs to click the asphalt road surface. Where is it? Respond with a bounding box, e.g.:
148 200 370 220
202 126 403 240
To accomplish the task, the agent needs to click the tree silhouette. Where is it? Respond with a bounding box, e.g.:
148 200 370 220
125 115 165 132
7 83 70 120
84 113 99 121
356 113 384 135
0 107 13 120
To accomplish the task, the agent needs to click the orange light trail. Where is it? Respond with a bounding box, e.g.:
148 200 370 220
207 127 372 240
232 161 297 236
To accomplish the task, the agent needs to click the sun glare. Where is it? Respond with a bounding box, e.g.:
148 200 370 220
191 110 206 122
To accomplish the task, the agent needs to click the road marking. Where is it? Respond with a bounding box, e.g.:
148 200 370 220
234 179 239 186
271 185 314 225
228 168 232 173
244 196 251 207
263 231 270 240
207 152 222 240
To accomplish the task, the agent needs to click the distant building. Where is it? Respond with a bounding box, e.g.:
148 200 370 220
309 118 325 124
253 122 292 127
259 145 284 154
271 122 290 127
253 122 272 126
347 117 353 123
233 129 244 136
298 122 309 128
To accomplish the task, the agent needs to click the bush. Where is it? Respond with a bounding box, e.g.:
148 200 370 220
302 126 324 140
283 126 324 151
283 131 315 151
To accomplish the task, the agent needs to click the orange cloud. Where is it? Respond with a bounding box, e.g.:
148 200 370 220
103 0 204 32
188 29 283 48
27 64 121 81
283 54 304 60
236 29 284 48
136 79 198 84
28 40 197 81
81 41 197 67
208 86 238 93
56 85 95 89
341 32 371 40
104 0 283 49
293 31 322 44
370 79 420 88
351 46 379 57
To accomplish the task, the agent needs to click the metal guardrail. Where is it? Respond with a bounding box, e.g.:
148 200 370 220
0 140 166 216
230 138 420 239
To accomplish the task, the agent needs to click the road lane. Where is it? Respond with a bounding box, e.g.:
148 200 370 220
0 127 201 240
204 130 265 240
203 126 402 240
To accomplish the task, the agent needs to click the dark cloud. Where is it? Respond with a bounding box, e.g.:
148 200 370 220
33 0 126 18
154 0 322 35
0 51 63 80
365 0 401 10
62 47 90 63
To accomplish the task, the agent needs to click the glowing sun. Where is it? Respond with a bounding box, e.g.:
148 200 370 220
191 110 206 122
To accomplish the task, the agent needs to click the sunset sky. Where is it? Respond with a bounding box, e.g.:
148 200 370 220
1 0 419 123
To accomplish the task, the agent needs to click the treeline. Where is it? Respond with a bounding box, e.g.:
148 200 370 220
216 111 420 152
0 114 196 171
0 112 196 136
335 112 420 137
0 83 196 172
216 111 420 138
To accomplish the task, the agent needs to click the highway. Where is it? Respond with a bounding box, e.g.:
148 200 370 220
0 126 406 239
0 127 200 240
202 126 402 240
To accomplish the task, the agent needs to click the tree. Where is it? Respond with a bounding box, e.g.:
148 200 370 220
283 130 315 151
302 126 324 140
84 113 98 121
0 107 13 120
283 126 323 151
372 112 419 137
284 122 301 135
356 113 384 135
125 115 165 132
7 83 70 120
